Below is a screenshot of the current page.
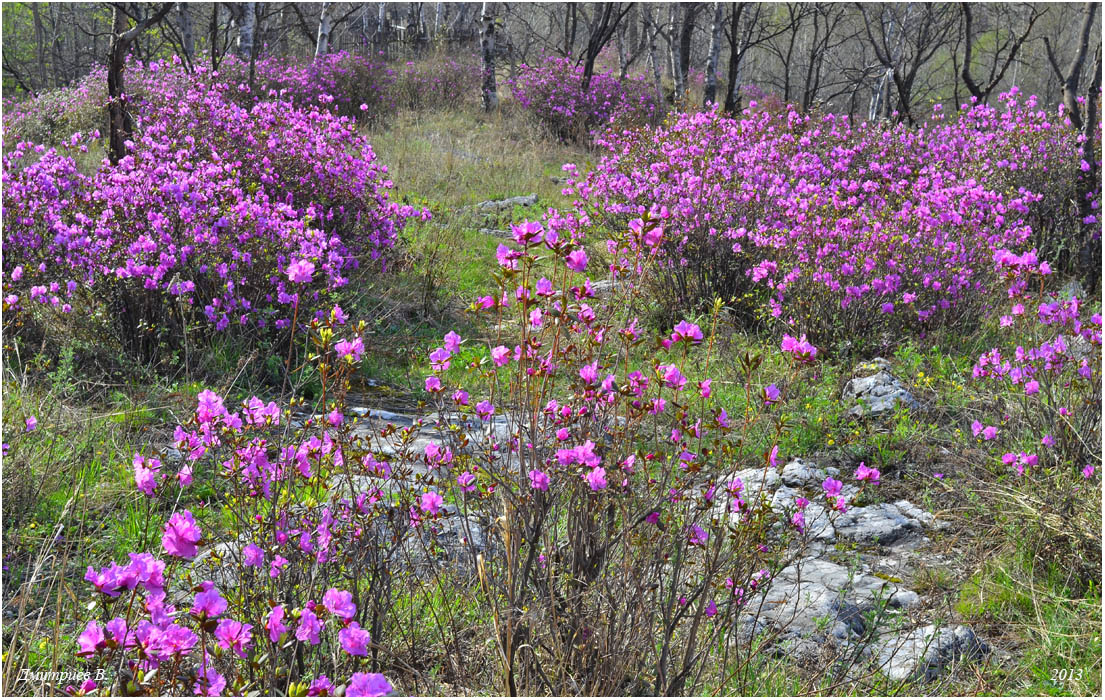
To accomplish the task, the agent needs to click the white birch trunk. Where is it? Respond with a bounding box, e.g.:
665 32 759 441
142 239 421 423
668 3 685 103
176 2 195 64
316 2 334 59
645 5 665 110
238 2 256 60
480 2 498 110
703 1 723 106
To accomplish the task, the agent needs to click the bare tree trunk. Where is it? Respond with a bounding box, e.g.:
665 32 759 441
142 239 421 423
645 4 665 108
435 2 444 36
616 15 629 79
703 1 724 106
961 3 1041 105
176 2 195 66
1044 1 1099 130
32 3 47 92
377 2 388 53
723 3 747 113
316 2 334 59
107 3 173 163
480 2 499 110
669 3 685 103
238 2 256 60
678 3 699 93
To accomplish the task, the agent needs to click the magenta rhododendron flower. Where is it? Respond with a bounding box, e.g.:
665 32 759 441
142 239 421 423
579 361 599 384
854 462 880 484
671 320 703 344
822 477 842 498
763 384 781 405
339 622 372 656
194 665 226 697
443 330 462 352
565 248 588 272
270 555 289 578
420 490 444 515
308 676 335 696
76 620 105 657
296 605 323 645
781 334 818 362
244 539 262 566
162 510 202 559
512 220 544 244
688 524 709 546
346 672 394 697
791 511 806 533
323 588 357 621
214 619 253 658
585 467 607 491
475 400 495 420
192 582 227 618
457 471 477 493
659 364 687 391
491 345 511 366
24 415 36 432
529 469 550 491
266 605 288 642
335 337 364 362
133 453 162 496
286 258 315 283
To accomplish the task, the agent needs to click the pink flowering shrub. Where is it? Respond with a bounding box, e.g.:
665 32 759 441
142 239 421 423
411 216 849 694
508 55 662 144
208 52 397 123
2 75 108 146
970 254 1102 573
62 214 888 695
390 53 482 111
556 92 1098 343
2 61 425 360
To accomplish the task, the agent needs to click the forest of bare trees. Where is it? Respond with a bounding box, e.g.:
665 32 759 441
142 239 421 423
3 2 1101 125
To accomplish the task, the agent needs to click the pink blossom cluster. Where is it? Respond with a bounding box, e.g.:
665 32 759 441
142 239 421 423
507 55 662 144
554 91 1099 341
2 56 426 356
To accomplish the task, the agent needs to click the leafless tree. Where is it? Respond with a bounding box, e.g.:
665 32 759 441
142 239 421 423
857 2 958 124
107 2 174 163
960 2 1043 104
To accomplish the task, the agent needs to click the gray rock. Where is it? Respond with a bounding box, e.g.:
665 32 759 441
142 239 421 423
843 362 920 418
834 502 924 545
1059 278 1085 301
770 485 836 541
394 512 494 578
479 228 512 238
590 279 625 297
475 194 538 211
160 446 184 465
780 458 840 489
871 624 989 682
191 539 249 589
754 557 919 647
